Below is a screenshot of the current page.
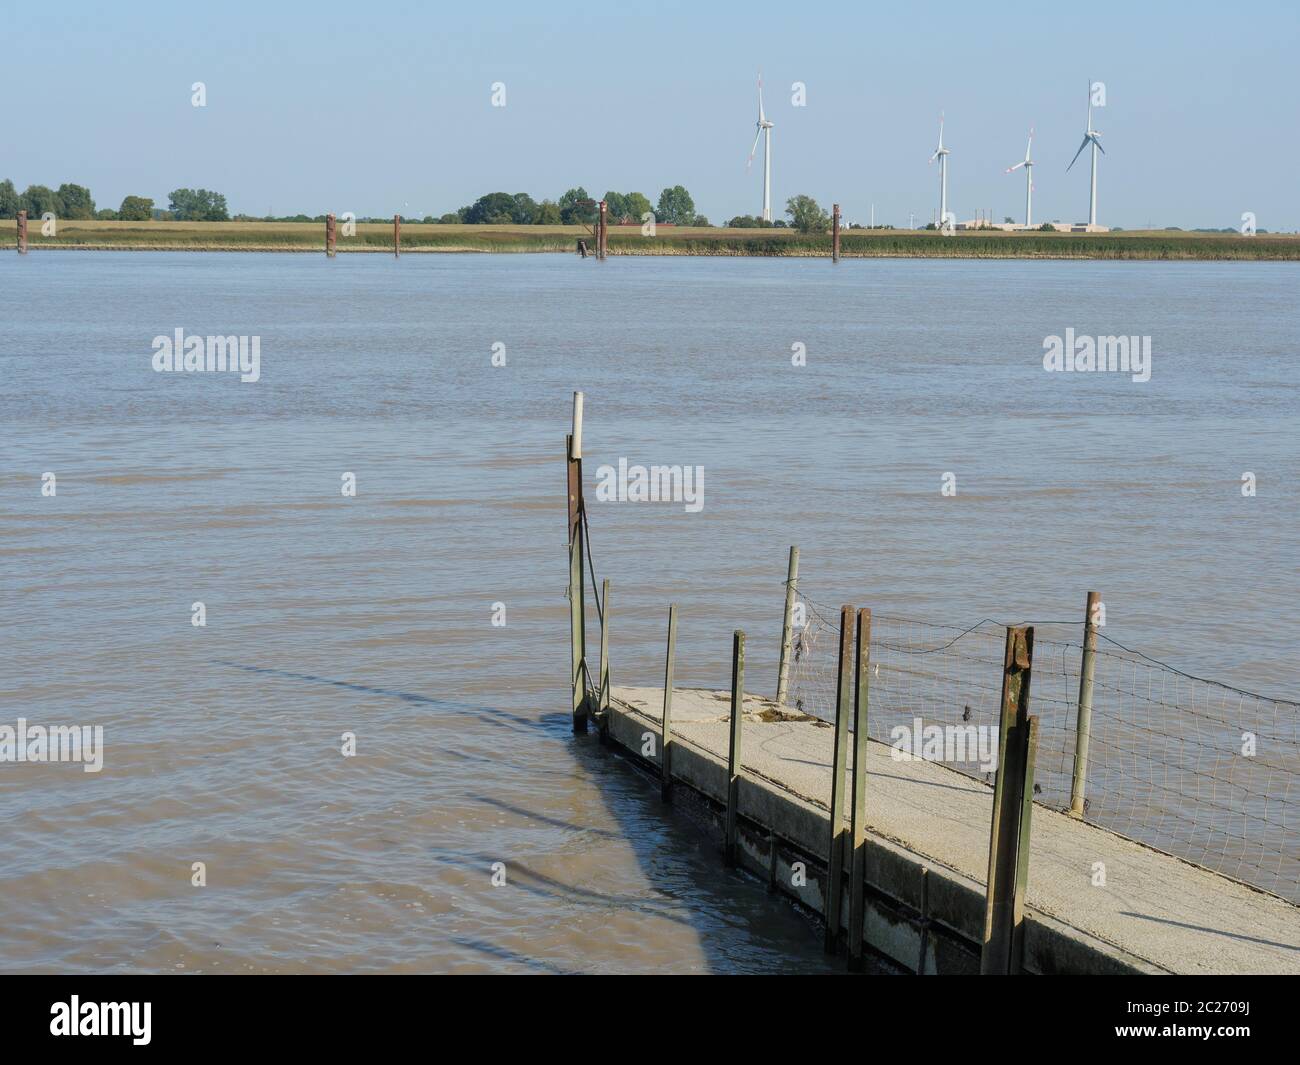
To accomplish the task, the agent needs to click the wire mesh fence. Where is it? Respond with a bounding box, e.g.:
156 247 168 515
786 589 1300 904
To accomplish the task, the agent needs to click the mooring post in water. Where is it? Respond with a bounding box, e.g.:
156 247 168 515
1069 590 1101 817
325 213 337 257
567 392 588 734
661 603 678 803
775 546 800 707
847 607 872 971
597 578 611 716
598 200 608 260
832 203 841 262
393 214 401 257
725 629 745 867
17 209 27 254
825 604 855 953
981 625 1038 975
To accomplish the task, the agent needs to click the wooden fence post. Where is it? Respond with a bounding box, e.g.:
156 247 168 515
775 546 799 706
847 607 872 971
393 214 401 257
661 604 678 802
325 213 337 257
981 625 1038 975
825 604 854 953
725 629 745 867
17 209 27 254
1069 590 1100 817
832 203 841 262
566 392 587 734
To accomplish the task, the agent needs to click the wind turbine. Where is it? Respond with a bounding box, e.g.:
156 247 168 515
746 73 774 222
1005 127 1035 227
928 113 951 228
1067 84 1105 227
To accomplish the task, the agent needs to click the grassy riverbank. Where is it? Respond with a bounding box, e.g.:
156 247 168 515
13 219 1300 259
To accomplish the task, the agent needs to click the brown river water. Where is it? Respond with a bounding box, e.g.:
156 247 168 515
2 252 1295 971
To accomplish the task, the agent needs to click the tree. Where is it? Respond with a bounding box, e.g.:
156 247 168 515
168 188 229 221
510 192 538 225
21 184 61 217
691 214 710 227
118 196 154 221
785 194 829 233
0 179 19 218
602 192 628 223
559 187 595 225
655 185 695 226
1038 222 1056 232
55 183 95 218
623 192 652 223
463 192 518 224
437 212 463 224
534 199 562 225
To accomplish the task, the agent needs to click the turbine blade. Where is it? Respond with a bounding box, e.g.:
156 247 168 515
758 74 766 123
747 127 762 170
1092 136 1106 156
1067 135 1090 171
1006 162 1025 172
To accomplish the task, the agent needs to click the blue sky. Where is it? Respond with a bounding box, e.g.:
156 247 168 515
5 0 1297 229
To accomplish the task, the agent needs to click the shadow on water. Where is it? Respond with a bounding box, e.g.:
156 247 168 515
211 659 851 973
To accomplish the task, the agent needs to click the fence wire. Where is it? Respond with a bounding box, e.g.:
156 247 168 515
786 590 1299 904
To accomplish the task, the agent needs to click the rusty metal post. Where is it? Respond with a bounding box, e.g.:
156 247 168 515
775 546 799 707
597 578 611 714
825 604 854 953
847 607 872 971
661 603 678 803
1069 590 1101 817
325 213 337 257
17 209 27 254
981 625 1037 975
598 200 608 260
393 214 401 258
832 203 841 262
725 629 746 867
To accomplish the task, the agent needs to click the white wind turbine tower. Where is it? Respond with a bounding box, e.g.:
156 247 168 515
746 73 775 222
928 113 951 227
1068 84 1105 227
1005 127 1035 227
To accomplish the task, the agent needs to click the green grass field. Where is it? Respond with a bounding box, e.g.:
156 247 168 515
12 219 1300 259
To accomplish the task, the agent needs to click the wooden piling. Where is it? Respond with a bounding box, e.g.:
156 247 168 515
17 209 27 254
847 607 871 971
598 200 608 260
393 214 401 257
1069 590 1101 817
661 604 678 803
981 625 1037 975
825 604 854 953
598 578 611 715
325 213 337 257
566 391 588 734
724 629 745 867
775 546 799 707
832 203 841 262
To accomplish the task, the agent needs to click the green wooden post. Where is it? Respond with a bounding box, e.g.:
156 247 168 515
775 546 799 707
1010 715 1039 973
1069 590 1100 817
725 629 745 867
824 604 854 953
847 607 872 971
981 625 1036 975
597 578 611 715
661 604 678 803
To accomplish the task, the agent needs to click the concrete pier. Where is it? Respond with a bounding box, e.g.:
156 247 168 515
604 685 1300 975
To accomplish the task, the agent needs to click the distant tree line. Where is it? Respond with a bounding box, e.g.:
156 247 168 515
440 185 707 227
0 180 228 222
